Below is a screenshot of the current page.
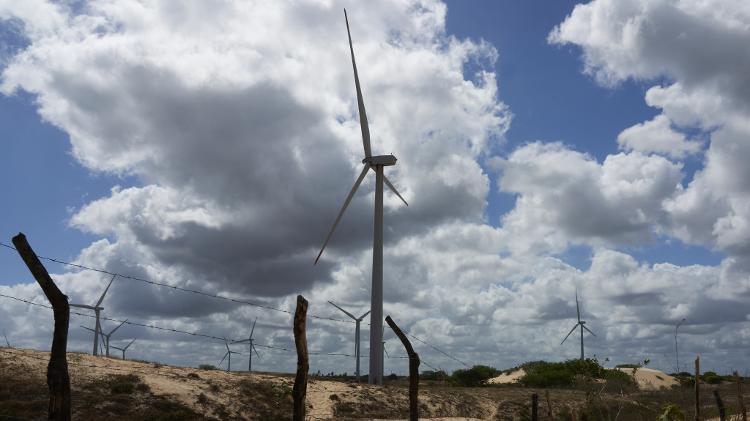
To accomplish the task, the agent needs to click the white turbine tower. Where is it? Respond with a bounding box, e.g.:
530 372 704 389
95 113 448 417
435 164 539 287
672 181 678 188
232 318 260 372
111 338 136 360
70 274 116 356
315 9 409 386
328 301 371 382
219 339 240 372
561 292 596 360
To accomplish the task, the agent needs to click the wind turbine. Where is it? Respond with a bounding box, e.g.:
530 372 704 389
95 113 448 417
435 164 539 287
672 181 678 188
561 292 596 360
232 318 260 372
2 330 10 348
70 274 116 356
111 338 136 360
219 340 240 372
328 301 371 382
81 319 126 357
315 9 409 386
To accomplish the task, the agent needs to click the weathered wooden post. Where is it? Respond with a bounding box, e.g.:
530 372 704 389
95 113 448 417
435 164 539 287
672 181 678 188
695 356 701 421
713 389 725 421
737 371 747 421
292 295 309 421
385 315 419 421
12 233 71 421
531 393 539 421
545 390 552 419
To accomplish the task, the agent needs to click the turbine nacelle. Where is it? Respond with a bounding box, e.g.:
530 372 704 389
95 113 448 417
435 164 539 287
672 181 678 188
363 154 397 166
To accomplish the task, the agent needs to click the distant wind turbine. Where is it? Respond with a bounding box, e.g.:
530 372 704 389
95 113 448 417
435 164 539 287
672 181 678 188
81 319 126 357
70 274 116 356
111 338 136 360
2 330 10 348
314 9 409 386
219 340 240 372
232 318 260 372
328 301 371 382
561 292 596 360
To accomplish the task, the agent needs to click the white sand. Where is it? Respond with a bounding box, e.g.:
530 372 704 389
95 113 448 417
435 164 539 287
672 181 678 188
616 367 679 390
486 368 526 384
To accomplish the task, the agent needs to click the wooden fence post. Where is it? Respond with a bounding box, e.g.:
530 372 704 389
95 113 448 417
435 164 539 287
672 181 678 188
545 390 552 419
737 371 747 421
713 389 725 421
12 233 71 421
385 315 419 421
531 393 538 421
695 356 700 421
292 295 309 421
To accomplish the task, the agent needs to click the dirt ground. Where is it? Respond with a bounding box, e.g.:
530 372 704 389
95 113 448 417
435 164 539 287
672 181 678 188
1 347 745 420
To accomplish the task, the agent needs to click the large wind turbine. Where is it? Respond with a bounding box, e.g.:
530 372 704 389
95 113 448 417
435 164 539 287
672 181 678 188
328 301 371 382
314 9 409 386
232 318 260 372
561 292 596 360
70 274 116 356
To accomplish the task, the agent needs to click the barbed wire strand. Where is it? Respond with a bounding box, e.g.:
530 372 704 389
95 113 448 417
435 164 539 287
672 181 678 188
0 243 469 367
0 242 351 324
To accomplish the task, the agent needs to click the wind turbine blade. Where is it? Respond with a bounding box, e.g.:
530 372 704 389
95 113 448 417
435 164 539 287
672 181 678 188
109 319 127 336
70 304 96 310
582 325 596 337
344 9 372 158
561 324 578 345
383 343 390 358
383 174 408 206
232 339 250 344
219 352 228 366
80 325 96 333
225 341 230 353
96 274 117 307
125 338 136 350
358 310 371 320
314 164 370 264
252 344 261 358
250 318 257 339
576 291 581 323
328 301 356 319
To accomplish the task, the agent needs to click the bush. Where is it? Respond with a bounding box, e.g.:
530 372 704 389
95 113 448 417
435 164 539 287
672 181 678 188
198 364 217 371
702 371 723 384
518 359 606 388
451 365 500 387
420 370 449 381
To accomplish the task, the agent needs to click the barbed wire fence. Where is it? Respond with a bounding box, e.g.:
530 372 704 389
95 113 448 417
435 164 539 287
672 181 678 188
0 242 468 374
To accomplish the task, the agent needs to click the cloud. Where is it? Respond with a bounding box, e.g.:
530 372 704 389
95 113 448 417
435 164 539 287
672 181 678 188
617 114 702 158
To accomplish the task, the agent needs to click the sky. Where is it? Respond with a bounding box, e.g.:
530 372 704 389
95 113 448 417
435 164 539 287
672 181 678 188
0 0 749 376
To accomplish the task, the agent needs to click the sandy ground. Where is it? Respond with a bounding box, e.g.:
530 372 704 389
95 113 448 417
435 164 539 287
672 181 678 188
486 368 525 385
1 347 492 420
616 367 679 390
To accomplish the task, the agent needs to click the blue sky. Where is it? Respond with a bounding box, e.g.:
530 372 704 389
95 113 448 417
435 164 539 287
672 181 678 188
0 0 747 373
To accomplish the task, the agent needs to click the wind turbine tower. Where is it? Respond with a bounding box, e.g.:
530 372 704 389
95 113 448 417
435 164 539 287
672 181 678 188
219 340 240 372
328 301 371 382
232 318 260 372
70 274 116 356
315 9 409 386
111 338 136 360
561 292 596 360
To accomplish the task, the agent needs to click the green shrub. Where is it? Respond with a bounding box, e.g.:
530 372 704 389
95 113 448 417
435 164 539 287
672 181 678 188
518 359 605 388
658 404 686 420
109 374 140 394
615 363 641 369
451 365 500 387
198 364 217 371
420 370 449 381
702 371 723 384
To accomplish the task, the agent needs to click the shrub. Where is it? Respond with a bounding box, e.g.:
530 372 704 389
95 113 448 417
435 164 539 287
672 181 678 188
198 364 217 371
658 403 686 421
518 359 605 388
451 365 500 387
109 374 140 394
420 370 449 381
702 371 723 384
